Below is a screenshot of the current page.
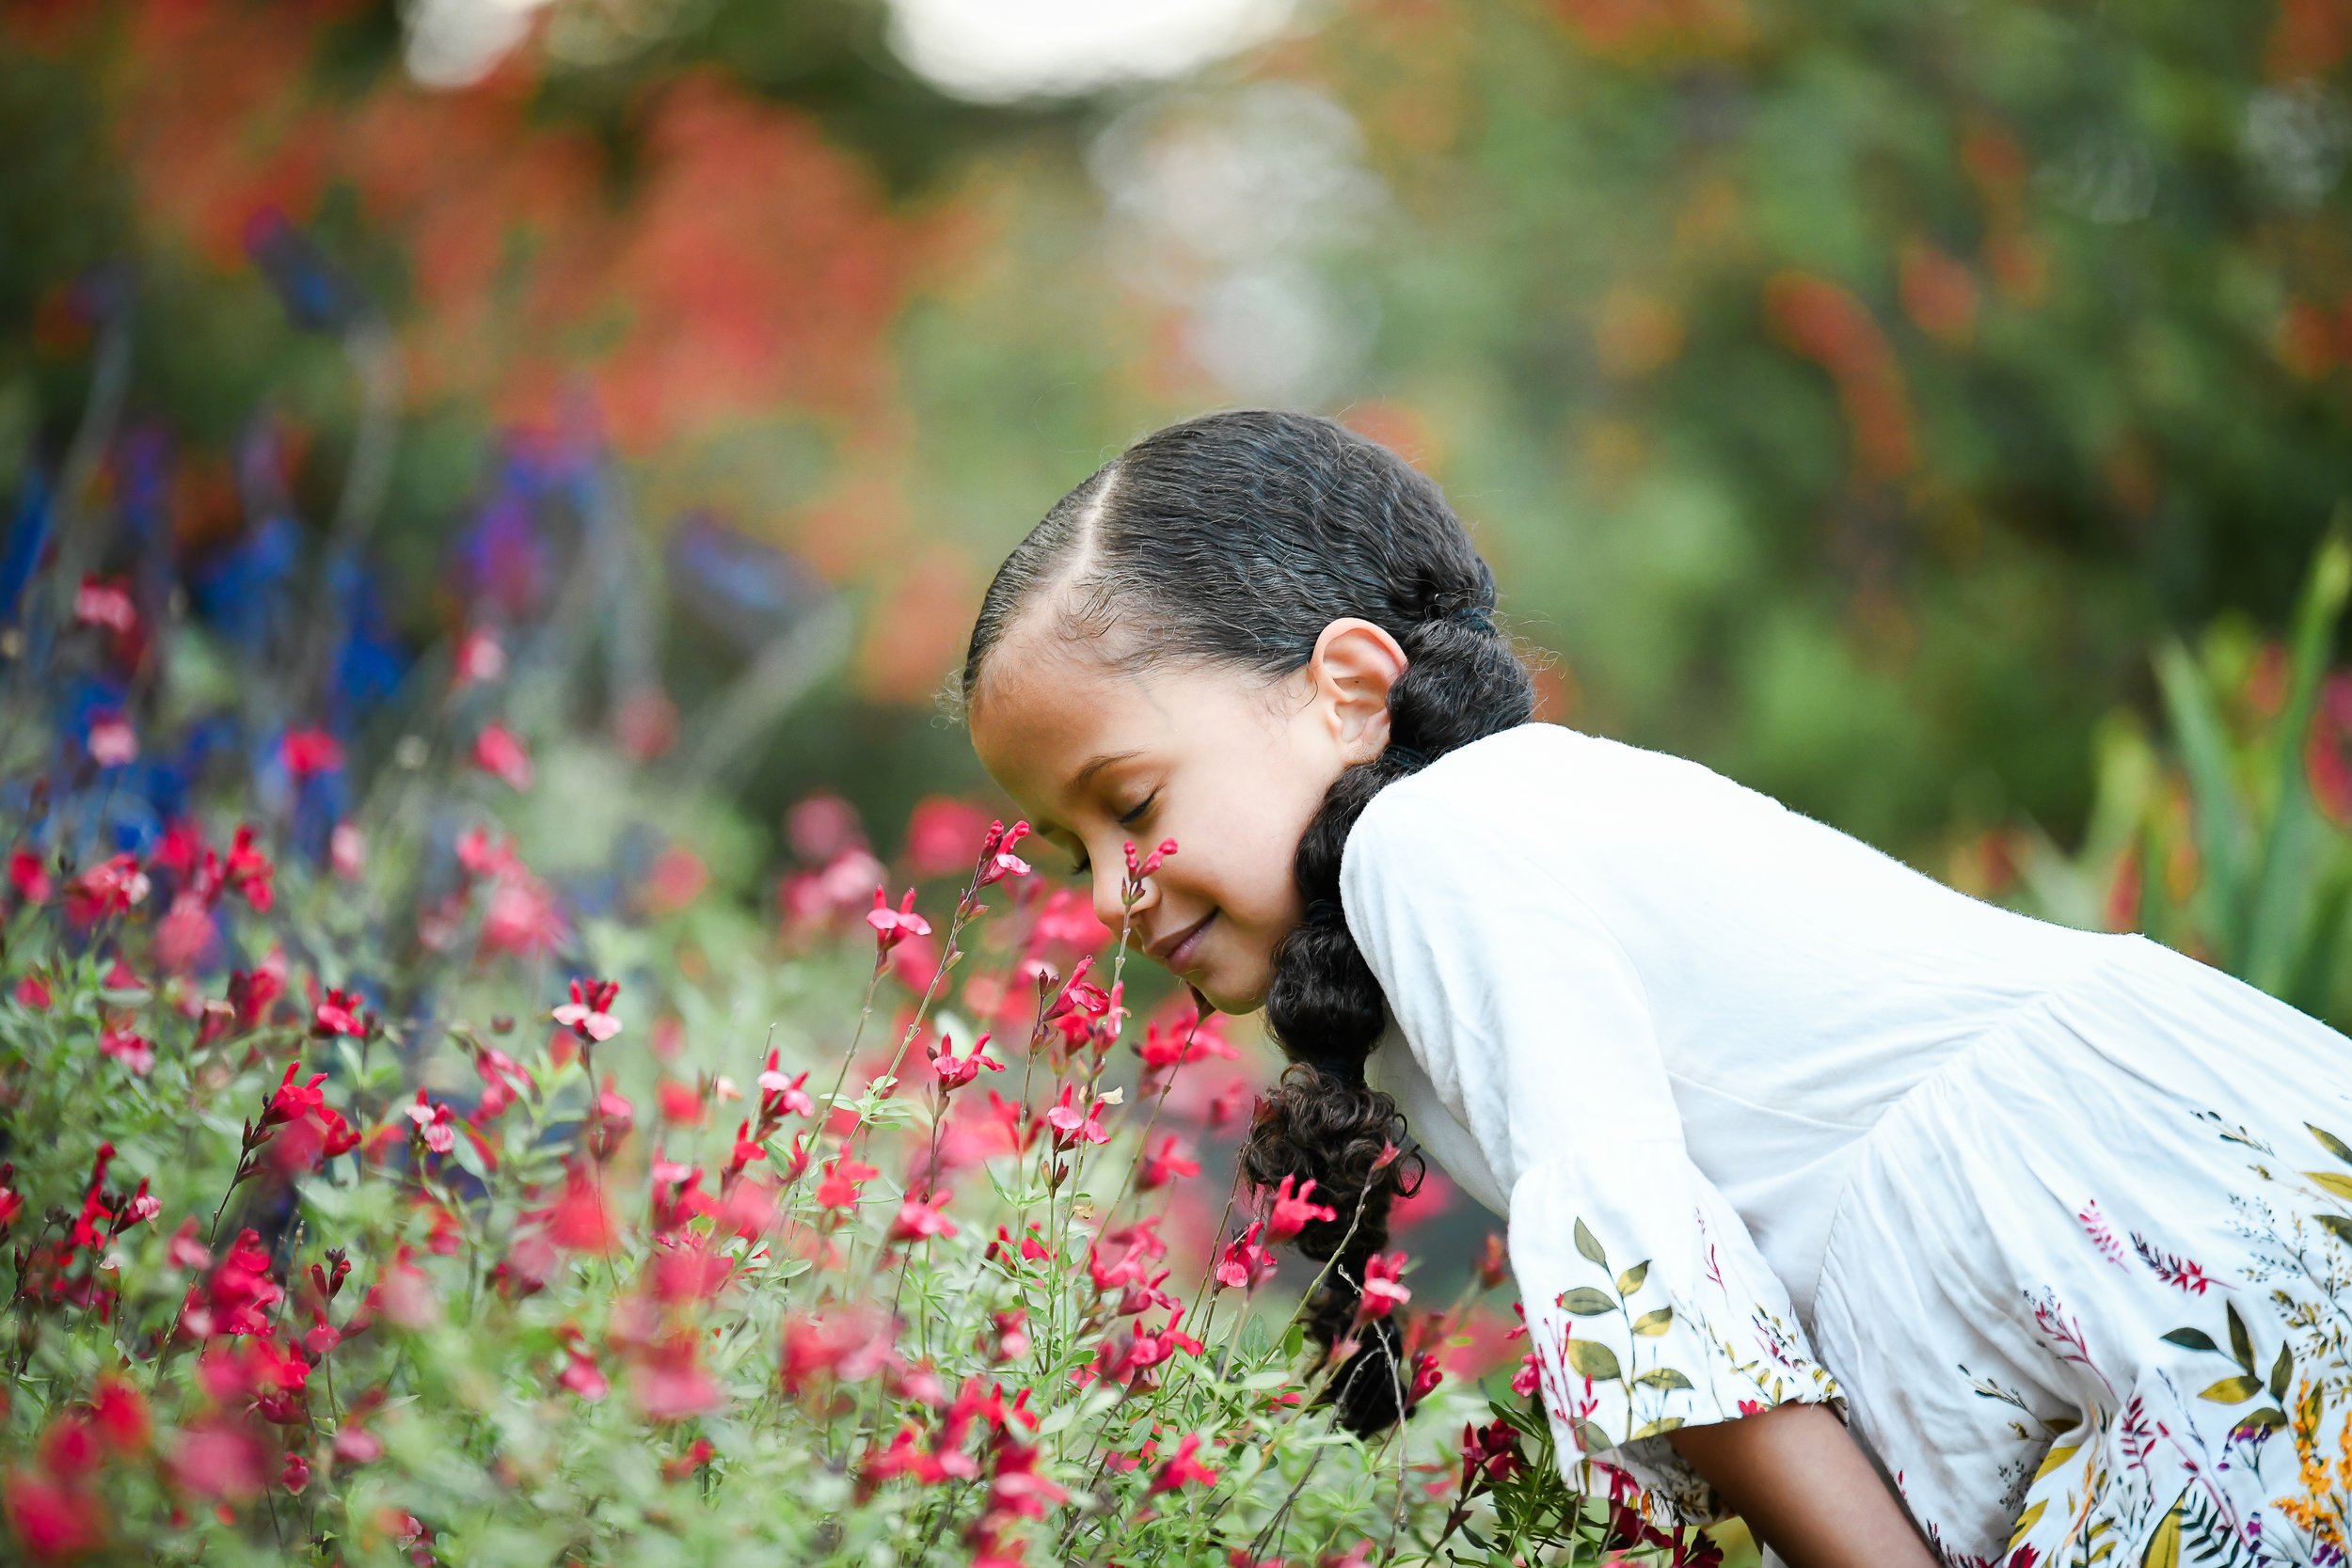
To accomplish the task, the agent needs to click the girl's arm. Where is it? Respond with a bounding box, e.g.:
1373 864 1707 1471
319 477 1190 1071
1665 1402 1942 1568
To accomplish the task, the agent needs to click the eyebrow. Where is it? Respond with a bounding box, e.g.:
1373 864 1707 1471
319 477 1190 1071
1029 748 1146 839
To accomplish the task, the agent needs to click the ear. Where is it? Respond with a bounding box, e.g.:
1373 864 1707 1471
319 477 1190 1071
1309 618 1409 765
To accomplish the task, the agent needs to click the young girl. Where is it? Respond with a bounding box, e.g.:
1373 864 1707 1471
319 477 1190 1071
954 408 2352 1567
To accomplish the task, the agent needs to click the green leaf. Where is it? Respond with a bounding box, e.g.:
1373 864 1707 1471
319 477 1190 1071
2319 1213 2352 1244
2154 639 2248 937
1563 1338 1621 1383
2161 1327 2219 1354
2270 1341 2295 1401
2197 1375 2264 1403
1629 1307 1674 1337
1573 1218 1607 1269
2239 1406 2289 1432
2227 1302 2254 1371
2311 1124 2352 1167
1555 1287 1617 1316
1631 1368 1692 1393
1614 1261 1649 1296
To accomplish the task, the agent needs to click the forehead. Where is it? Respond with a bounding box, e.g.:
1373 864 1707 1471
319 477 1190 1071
967 621 1249 833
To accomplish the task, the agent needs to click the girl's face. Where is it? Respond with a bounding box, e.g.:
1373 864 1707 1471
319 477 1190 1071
968 613 1406 1016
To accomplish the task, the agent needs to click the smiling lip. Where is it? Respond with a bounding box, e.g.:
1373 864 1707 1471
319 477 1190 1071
1152 911 1216 969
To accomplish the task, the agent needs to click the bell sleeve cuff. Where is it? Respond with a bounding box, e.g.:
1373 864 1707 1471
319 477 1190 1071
1512 1142 1847 1527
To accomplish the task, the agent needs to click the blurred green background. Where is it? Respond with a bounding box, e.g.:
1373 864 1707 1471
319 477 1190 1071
4 0 2349 876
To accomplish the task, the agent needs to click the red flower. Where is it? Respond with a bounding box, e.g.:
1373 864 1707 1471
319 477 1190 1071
86 711 136 768
403 1090 456 1155
538 1166 619 1254
1043 1084 1108 1148
99 1025 153 1075
890 1192 959 1244
12 974 51 1010
218 825 275 913
929 1031 1003 1092
866 885 931 952
815 1153 880 1212
1147 1433 1217 1495
263 1064 328 1128
2 1468 103 1560
758 1053 815 1118
976 819 1034 887
63 854 149 925
470 721 534 791
1359 1251 1411 1318
1476 1232 1509 1291
1266 1175 1339 1243
551 977 622 1043
1138 1134 1199 1192
311 987 370 1038
279 729 344 777
8 847 53 906
1216 1222 1276 1291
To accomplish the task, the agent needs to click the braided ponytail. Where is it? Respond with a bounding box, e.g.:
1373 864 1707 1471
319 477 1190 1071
958 409 1539 1435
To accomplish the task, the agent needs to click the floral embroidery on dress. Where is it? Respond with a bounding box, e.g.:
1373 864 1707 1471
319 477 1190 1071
1941 1110 2352 1568
1526 1208 1845 1530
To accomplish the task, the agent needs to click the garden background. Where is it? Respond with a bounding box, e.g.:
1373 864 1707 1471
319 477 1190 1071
2 0 2350 1563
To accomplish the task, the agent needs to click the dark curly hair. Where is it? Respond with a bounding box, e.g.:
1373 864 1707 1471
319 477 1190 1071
955 408 1537 1433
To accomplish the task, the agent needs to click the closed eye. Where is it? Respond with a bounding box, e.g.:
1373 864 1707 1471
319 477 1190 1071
1070 792 1158 877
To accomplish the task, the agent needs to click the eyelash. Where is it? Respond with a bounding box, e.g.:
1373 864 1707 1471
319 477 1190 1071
1070 793 1157 877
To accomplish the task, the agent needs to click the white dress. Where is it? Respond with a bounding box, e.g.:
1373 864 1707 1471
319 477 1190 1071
1342 721 2352 1566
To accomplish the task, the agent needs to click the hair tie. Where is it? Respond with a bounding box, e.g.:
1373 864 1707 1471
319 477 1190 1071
1383 743 1431 770
1447 605 1495 632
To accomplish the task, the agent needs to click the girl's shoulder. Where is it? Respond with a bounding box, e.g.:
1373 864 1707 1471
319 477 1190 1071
1363 721 1765 832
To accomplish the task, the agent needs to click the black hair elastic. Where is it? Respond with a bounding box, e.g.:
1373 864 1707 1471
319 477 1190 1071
1448 605 1495 631
1383 743 1431 770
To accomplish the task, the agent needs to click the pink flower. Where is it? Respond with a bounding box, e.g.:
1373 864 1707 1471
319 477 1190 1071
758 1052 815 1118
552 977 623 1043
75 576 137 634
453 627 505 688
99 1026 154 1075
470 721 533 791
87 711 136 767
902 796 996 879
1216 1222 1276 1291
1359 1251 1411 1318
929 1031 1004 1092
329 821 366 879
866 886 931 953
63 853 149 925
280 1451 310 1495
404 1090 456 1155
1265 1175 1339 1243
890 1193 959 1244
11 974 50 1010
977 819 1034 887
1043 1084 1108 1148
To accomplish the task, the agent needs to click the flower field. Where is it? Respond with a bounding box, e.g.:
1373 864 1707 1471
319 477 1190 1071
0 490 1727 1565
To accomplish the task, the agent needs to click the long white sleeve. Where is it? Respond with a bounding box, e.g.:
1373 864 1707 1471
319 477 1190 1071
1340 778 1847 1523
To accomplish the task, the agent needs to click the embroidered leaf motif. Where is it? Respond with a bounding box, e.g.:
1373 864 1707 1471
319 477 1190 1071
2196 1374 2264 1403
2225 1302 2253 1371
2304 1170 2352 1202
1573 1218 1607 1269
2160 1327 2218 1354
1632 1367 1692 1392
1572 1418 1613 1454
2308 1122 2352 1166
2031 1442 2083 1484
1615 1260 1649 1296
2318 1213 2352 1244
1555 1287 1616 1316
2138 1489 2188 1568
1629 1416 1685 1440
1630 1307 1675 1337
2237 1406 2288 1432
2269 1341 2294 1401
2008 1500 2047 1544
1564 1338 1622 1382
